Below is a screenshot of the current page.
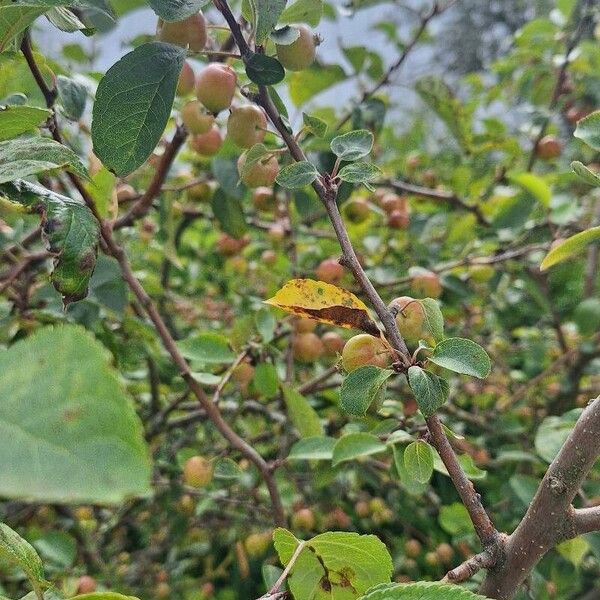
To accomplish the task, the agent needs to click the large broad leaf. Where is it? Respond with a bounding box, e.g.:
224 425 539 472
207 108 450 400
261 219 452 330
0 523 47 594
428 337 491 379
331 130 373 161
287 436 336 460
276 160 319 189
407 366 449 417
273 529 392 600
148 0 207 21
571 161 600 187
403 441 434 484
177 332 236 364
254 0 287 44
0 105 50 141
0 180 99 303
420 298 444 343
245 53 285 85
332 432 387 466
540 226 600 270
359 582 489 600
265 279 380 335
279 0 322 26
210 189 247 239
574 110 600 151
289 64 346 106
281 385 323 438
340 366 394 416
534 409 581 463
0 325 152 504
0 136 88 183
92 41 185 177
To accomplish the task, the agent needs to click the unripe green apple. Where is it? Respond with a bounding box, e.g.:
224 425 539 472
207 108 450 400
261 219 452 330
344 197 370 223
157 13 207 51
315 257 344 283
536 135 562 159
183 455 213 488
196 63 237 113
227 105 267 148
186 180 213 203
469 264 494 283
321 331 345 355
178 493 196 515
237 152 279 187
181 100 215 134
276 26 317 71
291 507 316 531
341 334 391 372
189 127 223 156
391 296 430 347
293 332 324 363
252 186 275 211
244 531 272 556
410 270 442 298
177 61 195 96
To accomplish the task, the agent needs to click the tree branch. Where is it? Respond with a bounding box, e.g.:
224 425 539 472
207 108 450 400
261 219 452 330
442 549 496 584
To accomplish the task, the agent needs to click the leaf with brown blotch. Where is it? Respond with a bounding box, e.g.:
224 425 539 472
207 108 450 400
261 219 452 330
264 279 380 335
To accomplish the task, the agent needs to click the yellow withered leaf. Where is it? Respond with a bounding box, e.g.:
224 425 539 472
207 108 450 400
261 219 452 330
265 279 380 335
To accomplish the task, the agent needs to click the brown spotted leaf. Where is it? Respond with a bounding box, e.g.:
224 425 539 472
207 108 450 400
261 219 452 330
264 278 380 335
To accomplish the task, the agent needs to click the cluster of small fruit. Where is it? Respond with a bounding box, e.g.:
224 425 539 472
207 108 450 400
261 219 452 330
157 11 319 187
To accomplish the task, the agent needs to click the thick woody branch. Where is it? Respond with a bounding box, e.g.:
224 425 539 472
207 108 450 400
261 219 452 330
481 395 600 599
442 549 496 584
572 506 600 536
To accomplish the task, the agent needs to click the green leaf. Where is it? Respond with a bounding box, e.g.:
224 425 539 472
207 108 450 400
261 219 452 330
0 325 152 504
302 112 327 137
148 0 207 21
0 523 46 593
574 110 600 151
574 298 600 336
0 180 99 303
72 594 140 600
255 306 276 343
177 332 236 364
331 129 374 161
507 172 551 207
557 537 590 567
540 226 600 270
254 0 287 44
279 0 322 26
535 409 580 463
571 161 600 186
338 161 382 185
211 188 247 238
428 337 491 379
415 76 472 151
407 366 449 417
239 142 269 177
433 451 487 481
0 105 50 141
84 166 116 219
213 457 243 479
274 529 392 600
253 362 279 398
56 75 87 120
92 41 185 177
289 64 346 106
276 161 319 189
244 53 285 85
420 298 444 342
403 441 434 483
339 366 393 416
287 436 336 460
359 581 489 600
33 531 76 569
0 136 88 183
332 432 387 466
438 503 474 536
281 384 323 438
271 25 300 46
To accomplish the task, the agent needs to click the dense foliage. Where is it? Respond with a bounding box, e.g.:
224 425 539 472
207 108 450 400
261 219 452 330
0 1 600 600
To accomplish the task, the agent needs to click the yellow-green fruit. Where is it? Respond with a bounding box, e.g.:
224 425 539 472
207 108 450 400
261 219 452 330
237 152 279 187
244 532 272 556
187 180 213 202
181 100 215 134
157 13 207 51
252 186 275 211
341 334 390 372
392 296 429 347
321 331 345 355
293 332 324 363
196 63 237 113
344 198 370 223
183 455 213 488
291 508 316 531
276 26 316 71
469 264 494 283
227 105 267 148
410 270 442 298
